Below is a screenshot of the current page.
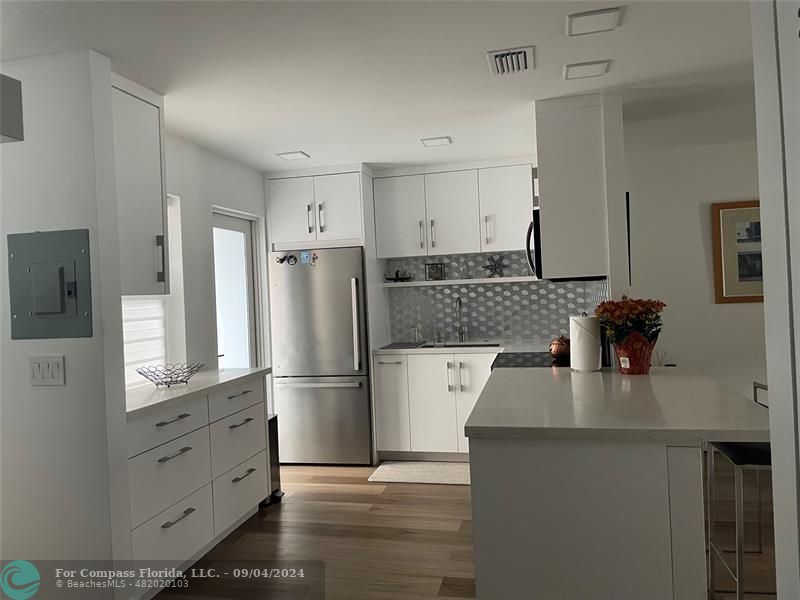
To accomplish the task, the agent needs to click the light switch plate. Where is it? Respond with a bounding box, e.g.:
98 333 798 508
30 355 66 386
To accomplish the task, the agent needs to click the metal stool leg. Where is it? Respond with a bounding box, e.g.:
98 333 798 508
735 465 745 600
756 470 763 553
707 446 716 599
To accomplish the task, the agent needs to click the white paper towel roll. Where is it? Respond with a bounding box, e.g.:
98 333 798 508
570 315 601 372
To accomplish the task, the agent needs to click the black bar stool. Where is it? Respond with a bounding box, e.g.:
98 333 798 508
707 441 772 600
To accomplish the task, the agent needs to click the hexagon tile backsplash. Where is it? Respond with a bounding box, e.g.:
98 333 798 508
386 252 609 342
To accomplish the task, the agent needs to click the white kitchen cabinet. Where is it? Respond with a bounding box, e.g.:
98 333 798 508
314 172 363 241
424 170 481 255
478 165 533 252
454 353 496 452
535 94 625 281
268 172 364 248
373 355 411 451
374 175 427 258
407 354 459 452
112 81 167 295
268 177 317 246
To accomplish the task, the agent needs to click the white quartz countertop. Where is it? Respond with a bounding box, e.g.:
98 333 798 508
465 367 769 443
374 338 550 355
126 367 271 419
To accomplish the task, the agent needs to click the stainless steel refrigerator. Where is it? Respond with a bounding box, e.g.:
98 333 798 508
268 247 371 464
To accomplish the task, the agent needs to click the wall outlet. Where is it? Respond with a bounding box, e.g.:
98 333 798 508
30 355 65 386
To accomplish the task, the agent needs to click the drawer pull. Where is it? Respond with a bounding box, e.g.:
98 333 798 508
229 417 255 430
232 467 257 483
227 390 253 400
377 360 403 365
157 446 193 463
160 506 196 529
155 413 191 427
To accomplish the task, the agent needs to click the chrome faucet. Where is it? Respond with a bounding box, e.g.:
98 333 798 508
454 297 466 342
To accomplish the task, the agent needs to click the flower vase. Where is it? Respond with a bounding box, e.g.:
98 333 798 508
613 332 657 375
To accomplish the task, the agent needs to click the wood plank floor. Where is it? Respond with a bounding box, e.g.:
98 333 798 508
158 458 776 599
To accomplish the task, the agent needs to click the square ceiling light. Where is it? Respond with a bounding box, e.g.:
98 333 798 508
567 7 623 36
277 150 310 160
564 60 612 80
421 136 452 147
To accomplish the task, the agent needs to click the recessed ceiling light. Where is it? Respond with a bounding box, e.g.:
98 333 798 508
421 136 452 147
567 7 623 36
564 60 612 80
277 150 310 160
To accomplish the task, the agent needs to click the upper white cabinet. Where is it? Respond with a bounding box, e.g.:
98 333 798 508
373 163 533 259
112 78 167 295
424 170 481 255
478 165 533 253
314 173 363 241
535 93 626 283
374 175 427 258
268 178 316 246
267 172 364 249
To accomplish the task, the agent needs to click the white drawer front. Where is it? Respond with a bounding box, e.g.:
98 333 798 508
127 395 209 458
209 378 264 422
132 484 213 562
210 403 266 479
128 427 212 528
213 450 268 535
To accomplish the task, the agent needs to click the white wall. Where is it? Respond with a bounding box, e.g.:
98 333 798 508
0 50 129 569
164 134 266 371
624 102 766 396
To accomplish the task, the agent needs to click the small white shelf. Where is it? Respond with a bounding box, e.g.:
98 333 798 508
383 276 539 288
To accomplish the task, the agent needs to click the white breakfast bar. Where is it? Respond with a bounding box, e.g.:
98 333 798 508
465 367 769 600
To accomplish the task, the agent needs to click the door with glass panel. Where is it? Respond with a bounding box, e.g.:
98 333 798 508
212 213 257 368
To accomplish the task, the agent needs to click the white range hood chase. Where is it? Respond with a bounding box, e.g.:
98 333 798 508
1 74 24 143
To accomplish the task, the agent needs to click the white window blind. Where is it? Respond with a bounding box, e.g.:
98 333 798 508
122 296 167 389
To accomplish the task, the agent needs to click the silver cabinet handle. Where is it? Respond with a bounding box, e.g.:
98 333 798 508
351 278 360 371
227 390 252 400
377 360 403 365
155 413 191 428
307 204 314 234
275 381 362 389
419 220 424 248
754 381 769 409
484 215 490 245
157 446 192 463
161 506 196 529
318 203 325 233
459 361 466 392
155 234 166 284
446 361 454 392
430 220 436 248
232 467 257 483
229 417 255 430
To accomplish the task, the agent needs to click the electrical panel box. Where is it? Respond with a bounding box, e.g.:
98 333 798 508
7 229 93 339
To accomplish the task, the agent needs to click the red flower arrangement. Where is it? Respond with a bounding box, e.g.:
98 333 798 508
595 296 666 374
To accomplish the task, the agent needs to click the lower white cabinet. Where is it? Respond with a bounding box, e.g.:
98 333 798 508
128 427 212 528
454 354 494 452
210 403 267 479
213 450 268 536
376 351 496 454
374 355 411 451
132 484 214 562
407 354 459 452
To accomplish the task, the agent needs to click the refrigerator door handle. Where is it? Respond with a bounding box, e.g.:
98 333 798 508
275 381 363 389
351 277 360 371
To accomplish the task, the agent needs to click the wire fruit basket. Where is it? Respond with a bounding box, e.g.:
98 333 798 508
136 362 205 387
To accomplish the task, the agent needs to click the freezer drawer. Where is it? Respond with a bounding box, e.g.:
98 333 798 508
274 376 371 464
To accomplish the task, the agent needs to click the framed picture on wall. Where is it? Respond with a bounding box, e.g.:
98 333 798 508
711 200 763 303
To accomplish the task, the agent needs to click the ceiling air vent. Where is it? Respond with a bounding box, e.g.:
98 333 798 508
487 45 535 76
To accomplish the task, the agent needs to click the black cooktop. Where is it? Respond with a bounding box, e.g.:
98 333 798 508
491 352 569 369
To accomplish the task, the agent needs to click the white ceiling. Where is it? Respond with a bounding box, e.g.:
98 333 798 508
0 1 755 172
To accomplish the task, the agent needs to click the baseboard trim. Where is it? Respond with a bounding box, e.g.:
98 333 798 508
377 451 469 463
